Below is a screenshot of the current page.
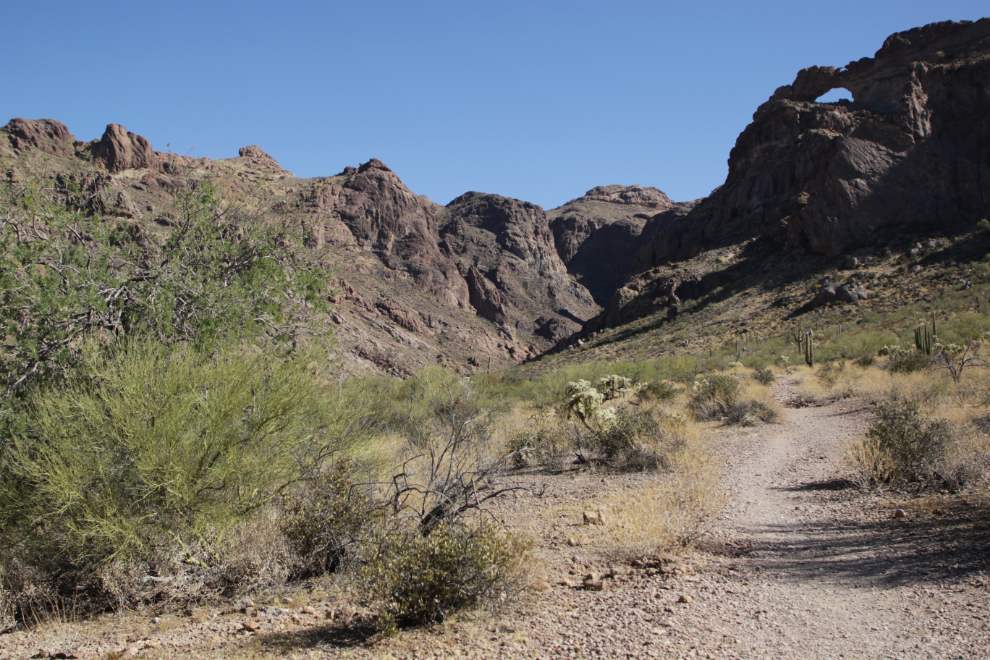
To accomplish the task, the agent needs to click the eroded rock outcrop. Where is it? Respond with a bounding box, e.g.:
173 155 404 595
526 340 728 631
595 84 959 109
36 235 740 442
548 185 675 305
97 124 161 173
579 19 990 338
1 118 76 157
635 19 990 270
441 192 597 337
236 145 291 176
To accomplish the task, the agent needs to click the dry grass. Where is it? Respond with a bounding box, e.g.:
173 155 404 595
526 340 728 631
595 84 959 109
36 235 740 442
844 362 990 492
549 420 722 562
591 441 722 561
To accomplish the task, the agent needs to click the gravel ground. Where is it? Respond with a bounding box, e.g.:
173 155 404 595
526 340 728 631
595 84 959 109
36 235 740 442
4 387 989 659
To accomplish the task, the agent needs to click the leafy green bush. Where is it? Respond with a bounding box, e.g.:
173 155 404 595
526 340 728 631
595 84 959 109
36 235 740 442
363 521 530 631
0 341 352 567
0 175 329 404
688 374 740 421
754 367 776 386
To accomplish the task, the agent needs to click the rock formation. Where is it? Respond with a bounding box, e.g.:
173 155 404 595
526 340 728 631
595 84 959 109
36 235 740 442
585 19 990 336
634 19 990 271
547 185 674 305
1 118 596 375
441 191 598 336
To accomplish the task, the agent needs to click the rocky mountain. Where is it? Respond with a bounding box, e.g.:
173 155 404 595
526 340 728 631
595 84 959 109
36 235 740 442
6 20 988 376
0 119 633 376
546 185 674 305
576 18 990 344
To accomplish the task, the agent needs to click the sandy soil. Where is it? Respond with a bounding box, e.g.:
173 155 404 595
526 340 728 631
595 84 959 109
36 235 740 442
4 386 989 659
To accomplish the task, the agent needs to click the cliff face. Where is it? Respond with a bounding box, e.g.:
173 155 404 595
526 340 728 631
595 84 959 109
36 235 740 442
587 19 990 337
547 185 674 305
634 19 990 272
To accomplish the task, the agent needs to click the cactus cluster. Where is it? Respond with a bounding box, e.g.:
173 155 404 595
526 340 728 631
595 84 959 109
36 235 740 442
793 329 815 367
915 311 938 355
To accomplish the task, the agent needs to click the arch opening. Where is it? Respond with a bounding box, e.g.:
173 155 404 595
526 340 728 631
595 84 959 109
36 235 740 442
816 87 854 104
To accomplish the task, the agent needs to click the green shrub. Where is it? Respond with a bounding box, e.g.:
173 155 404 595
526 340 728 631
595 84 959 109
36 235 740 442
721 400 778 426
0 341 354 567
590 408 656 458
853 354 876 368
281 461 379 577
886 349 930 373
688 374 740 421
635 380 676 403
748 399 780 424
507 406 572 470
754 367 776 386
363 521 530 631
815 361 845 389
852 399 953 489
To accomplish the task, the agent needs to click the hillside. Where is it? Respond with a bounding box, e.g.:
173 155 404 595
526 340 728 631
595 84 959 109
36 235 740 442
525 17 990 372
0 122 652 376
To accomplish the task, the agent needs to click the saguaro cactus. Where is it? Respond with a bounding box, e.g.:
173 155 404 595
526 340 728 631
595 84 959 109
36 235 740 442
802 330 815 367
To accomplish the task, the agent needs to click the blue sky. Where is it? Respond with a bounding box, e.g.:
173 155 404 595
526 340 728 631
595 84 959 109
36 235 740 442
2 1 986 209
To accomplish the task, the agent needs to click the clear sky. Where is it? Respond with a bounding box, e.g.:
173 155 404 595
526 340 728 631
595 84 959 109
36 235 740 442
2 1 986 209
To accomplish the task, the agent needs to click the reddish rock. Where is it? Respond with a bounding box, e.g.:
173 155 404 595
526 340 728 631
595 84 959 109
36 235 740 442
0 118 75 157
97 124 160 173
548 185 674 305
236 145 291 176
442 192 596 337
635 19 990 268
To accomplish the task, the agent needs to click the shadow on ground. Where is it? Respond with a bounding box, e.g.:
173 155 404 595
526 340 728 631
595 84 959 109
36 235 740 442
253 619 380 653
742 493 990 588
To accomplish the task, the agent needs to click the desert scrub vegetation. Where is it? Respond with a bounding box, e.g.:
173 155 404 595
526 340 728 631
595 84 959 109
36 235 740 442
0 358 534 631
848 397 989 492
508 374 696 472
0 172 531 631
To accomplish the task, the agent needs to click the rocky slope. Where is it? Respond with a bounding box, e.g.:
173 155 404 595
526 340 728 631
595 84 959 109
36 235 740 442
572 18 990 348
1 119 633 376
546 185 674 305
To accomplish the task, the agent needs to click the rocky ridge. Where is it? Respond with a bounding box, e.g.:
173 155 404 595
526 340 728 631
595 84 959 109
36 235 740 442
576 18 990 343
1 119 644 375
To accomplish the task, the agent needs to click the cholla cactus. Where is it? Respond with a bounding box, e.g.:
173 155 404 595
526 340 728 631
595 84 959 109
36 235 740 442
597 374 633 400
934 342 966 356
566 380 604 428
877 345 901 357
596 407 618 428
727 361 744 369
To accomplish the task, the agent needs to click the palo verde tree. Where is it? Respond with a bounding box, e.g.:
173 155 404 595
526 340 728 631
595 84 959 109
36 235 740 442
0 169 331 406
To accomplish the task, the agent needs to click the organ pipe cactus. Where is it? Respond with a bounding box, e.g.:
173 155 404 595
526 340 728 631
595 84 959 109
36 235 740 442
915 324 934 355
794 329 815 367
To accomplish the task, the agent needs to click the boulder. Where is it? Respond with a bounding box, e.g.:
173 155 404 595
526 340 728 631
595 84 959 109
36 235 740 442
811 281 869 307
97 124 160 173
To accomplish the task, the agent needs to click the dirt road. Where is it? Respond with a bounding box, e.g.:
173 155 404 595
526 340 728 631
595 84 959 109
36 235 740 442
461 396 990 659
